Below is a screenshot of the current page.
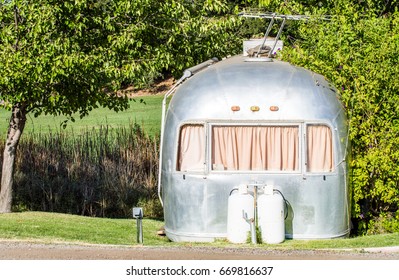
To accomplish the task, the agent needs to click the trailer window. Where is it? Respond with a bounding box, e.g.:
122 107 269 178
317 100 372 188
211 126 299 171
177 124 205 172
306 125 334 172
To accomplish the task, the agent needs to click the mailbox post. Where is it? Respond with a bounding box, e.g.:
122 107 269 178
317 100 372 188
132 207 143 244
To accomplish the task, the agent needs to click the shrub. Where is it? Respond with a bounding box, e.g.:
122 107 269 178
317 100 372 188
282 8 399 234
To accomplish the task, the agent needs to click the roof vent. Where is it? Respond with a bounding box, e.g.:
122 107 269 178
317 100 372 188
244 57 273 62
243 38 283 57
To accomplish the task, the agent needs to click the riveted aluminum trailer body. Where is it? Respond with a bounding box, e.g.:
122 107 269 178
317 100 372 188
159 55 350 242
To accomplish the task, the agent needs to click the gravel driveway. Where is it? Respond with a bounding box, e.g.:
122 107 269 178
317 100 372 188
1 240 399 260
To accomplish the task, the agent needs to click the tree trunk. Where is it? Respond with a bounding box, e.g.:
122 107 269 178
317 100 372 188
0 103 27 213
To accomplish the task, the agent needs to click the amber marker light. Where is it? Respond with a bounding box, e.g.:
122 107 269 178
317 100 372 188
270 106 279 112
231 106 240 112
250 106 260 112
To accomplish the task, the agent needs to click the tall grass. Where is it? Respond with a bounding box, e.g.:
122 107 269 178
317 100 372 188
1 122 162 219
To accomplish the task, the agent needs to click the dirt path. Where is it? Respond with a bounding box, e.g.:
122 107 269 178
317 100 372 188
1 240 398 260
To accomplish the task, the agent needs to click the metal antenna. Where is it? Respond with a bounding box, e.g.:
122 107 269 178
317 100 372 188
258 13 276 58
238 11 312 21
238 11 329 58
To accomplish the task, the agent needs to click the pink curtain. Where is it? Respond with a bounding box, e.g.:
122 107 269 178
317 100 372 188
212 126 299 171
177 124 205 171
307 125 334 172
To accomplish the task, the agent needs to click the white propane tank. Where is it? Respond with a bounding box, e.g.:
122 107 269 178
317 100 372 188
258 186 285 244
227 184 254 243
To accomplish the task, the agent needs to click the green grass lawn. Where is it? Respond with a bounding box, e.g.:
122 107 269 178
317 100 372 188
0 95 164 138
0 212 168 246
1 212 398 250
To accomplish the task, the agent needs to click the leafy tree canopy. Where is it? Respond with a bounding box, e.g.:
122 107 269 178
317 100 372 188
0 0 240 121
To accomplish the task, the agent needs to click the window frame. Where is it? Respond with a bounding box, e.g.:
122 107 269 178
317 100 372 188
174 121 337 175
175 121 207 173
304 122 336 175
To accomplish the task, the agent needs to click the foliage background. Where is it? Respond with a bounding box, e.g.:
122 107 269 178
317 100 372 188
1 0 399 235
278 1 399 234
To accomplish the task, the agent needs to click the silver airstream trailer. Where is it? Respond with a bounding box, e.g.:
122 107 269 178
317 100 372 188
157 14 350 242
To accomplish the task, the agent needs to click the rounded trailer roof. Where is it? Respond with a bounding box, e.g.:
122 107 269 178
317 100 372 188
168 55 344 123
